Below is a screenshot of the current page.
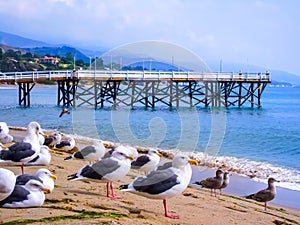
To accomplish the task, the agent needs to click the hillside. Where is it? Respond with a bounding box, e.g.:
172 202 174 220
23 46 90 63
0 31 52 48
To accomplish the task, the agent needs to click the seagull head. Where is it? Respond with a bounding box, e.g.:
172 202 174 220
112 146 134 161
26 179 51 194
36 168 57 181
148 149 163 158
172 154 198 168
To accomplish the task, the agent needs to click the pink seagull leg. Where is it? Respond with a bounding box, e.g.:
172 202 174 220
163 199 179 219
108 182 122 200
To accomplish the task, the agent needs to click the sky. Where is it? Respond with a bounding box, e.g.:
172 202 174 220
0 0 299 75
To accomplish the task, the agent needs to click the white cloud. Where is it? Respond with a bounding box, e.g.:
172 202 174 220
0 0 299 74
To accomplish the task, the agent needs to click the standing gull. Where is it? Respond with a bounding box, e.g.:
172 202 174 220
0 179 50 208
68 147 134 199
131 149 162 174
219 171 230 194
0 121 42 174
194 169 224 197
120 154 198 219
246 177 278 210
16 168 57 192
64 140 106 164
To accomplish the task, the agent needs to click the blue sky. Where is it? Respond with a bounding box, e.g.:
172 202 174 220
0 0 299 75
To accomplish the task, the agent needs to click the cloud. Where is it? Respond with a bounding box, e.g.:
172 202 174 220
0 0 299 74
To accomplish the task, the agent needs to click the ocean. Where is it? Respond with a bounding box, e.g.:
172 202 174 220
1 85 300 208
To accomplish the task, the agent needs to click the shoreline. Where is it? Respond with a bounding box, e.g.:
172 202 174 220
0 128 299 224
8 126 300 210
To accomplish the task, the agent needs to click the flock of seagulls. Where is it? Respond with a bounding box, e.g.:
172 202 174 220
0 120 280 220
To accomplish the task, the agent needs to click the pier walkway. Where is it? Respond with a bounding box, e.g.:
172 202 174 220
0 70 271 108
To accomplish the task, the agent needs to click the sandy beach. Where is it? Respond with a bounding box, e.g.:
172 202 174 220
0 128 300 225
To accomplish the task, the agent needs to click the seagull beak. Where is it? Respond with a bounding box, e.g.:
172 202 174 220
188 159 199 166
41 187 51 194
157 152 163 157
43 133 49 138
103 142 110 148
48 149 55 153
50 174 57 181
126 155 135 161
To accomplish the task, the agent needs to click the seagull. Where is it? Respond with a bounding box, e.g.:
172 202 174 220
16 168 57 192
25 145 54 166
120 154 198 219
0 168 16 201
246 177 279 210
54 137 75 151
43 132 62 147
194 169 224 197
0 121 42 174
59 108 70 117
0 179 50 208
67 146 134 199
219 171 230 194
64 140 106 164
0 122 13 144
131 149 162 174
0 122 9 139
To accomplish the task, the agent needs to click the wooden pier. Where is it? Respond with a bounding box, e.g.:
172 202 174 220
0 70 271 108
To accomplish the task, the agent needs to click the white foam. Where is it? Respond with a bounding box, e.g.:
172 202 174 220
187 152 300 191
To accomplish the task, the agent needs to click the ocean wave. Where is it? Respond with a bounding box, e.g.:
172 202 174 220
187 151 300 191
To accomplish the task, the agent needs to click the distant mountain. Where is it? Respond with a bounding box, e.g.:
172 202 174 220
0 31 54 48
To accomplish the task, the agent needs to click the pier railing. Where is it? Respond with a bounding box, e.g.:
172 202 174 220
0 70 271 82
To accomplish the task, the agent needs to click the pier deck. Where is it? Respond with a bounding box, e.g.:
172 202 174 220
0 70 271 108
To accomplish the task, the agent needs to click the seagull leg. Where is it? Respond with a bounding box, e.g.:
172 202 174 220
106 182 110 198
108 182 122 200
163 199 179 219
21 163 25 175
264 202 267 211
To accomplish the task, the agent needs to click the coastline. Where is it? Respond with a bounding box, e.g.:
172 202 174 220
0 128 299 224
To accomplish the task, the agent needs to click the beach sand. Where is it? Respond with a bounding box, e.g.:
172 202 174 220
0 129 300 225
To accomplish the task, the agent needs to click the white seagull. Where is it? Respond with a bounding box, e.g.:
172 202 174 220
120 154 198 219
131 149 162 174
25 145 53 166
0 121 42 174
43 132 62 147
54 137 75 151
16 168 57 192
67 147 134 199
0 179 50 208
0 168 16 201
0 122 13 144
64 140 106 164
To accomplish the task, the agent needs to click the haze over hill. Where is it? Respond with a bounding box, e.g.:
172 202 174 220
1 30 300 86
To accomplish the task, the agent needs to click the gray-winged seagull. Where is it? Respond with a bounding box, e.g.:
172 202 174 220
131 149 162 174
0 121 42 174
120 154 198 219
67 146 134 199
0 179 50 208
